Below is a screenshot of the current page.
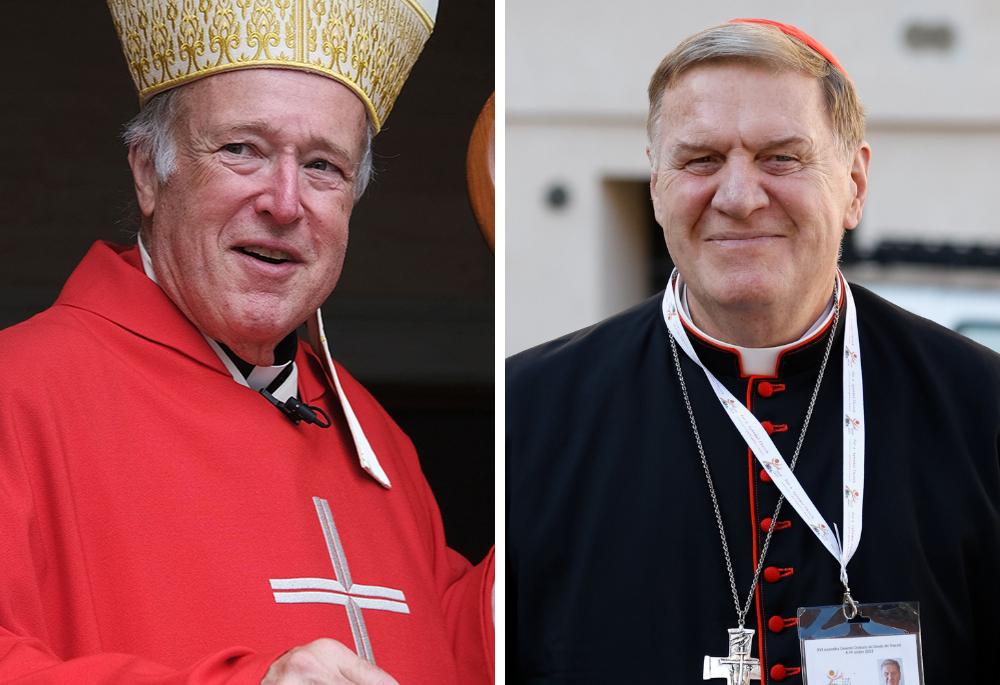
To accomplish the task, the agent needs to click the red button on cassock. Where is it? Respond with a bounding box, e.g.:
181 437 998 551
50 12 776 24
757 382 785 398
768 615 786 633
764 566 794 583
761 421 788 435
770 664 787 681
760 469 772 483
760 518 791 532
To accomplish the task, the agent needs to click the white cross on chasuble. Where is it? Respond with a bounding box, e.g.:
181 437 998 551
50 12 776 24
269 497 410 664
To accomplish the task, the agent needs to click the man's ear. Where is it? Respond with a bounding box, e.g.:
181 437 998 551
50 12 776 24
648 145 664 227
128 146 158 217
844 141 871 231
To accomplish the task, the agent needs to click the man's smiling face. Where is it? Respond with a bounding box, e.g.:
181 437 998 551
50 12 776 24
650 62 866 337
132 68 367 365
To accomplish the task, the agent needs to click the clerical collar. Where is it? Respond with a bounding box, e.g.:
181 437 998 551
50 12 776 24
673 274 836 377
137 235 299 402
215 332 298 386
137 234 159 286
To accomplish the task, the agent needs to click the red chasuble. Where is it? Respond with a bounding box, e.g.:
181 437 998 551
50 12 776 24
0 242 494 685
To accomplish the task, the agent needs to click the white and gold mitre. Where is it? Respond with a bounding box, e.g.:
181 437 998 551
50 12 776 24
107 0 438 130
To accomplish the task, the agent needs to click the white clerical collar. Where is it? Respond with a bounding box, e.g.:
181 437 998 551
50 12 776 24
137 235 298 402
674 274 836 377
138 234 159 285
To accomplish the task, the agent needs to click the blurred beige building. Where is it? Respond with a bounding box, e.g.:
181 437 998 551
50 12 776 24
507 0 1000 355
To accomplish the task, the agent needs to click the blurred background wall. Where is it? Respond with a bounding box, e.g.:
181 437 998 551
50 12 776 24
1 2 494 564
507 0 1000 356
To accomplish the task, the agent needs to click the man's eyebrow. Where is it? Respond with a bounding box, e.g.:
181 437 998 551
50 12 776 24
667 141 715 157
218 120 273 137
758 134 812 150
305 136 356 165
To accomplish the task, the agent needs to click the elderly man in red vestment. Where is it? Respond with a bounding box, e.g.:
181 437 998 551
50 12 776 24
0 2 493 684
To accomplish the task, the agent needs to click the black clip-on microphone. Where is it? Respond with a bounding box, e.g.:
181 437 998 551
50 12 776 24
260 389 332 428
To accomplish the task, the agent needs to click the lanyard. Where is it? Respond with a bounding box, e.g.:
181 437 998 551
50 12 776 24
662 271 865 588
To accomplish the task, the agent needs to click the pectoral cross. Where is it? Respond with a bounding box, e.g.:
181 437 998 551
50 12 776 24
703 628 761 684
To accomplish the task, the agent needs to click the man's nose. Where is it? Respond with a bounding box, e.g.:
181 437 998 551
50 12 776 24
710 157 769 219
254 157 304 225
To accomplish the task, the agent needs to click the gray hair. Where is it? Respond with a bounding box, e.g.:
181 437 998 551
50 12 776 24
647 22 866 167
123 83 376 202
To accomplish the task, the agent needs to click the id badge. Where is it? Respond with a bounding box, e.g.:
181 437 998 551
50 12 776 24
797 602 923 685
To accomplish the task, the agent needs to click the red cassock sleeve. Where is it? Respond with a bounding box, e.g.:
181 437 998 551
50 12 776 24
0 634 277 685
442 546 496 685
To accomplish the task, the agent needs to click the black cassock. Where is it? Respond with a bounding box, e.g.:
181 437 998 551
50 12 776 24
507 285 1000 684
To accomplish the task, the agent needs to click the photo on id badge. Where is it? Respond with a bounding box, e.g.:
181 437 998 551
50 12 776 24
877 658 903 685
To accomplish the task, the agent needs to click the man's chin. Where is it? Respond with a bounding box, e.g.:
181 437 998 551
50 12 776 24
690 268 786 310
204 309 305 358
228 313 301 341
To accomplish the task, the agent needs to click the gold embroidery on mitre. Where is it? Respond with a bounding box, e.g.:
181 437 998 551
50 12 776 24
107 0 435 130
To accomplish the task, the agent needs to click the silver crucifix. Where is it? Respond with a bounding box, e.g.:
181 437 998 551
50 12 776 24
703 628 761 684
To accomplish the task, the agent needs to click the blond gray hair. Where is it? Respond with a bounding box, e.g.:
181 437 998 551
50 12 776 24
647 22 866 166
